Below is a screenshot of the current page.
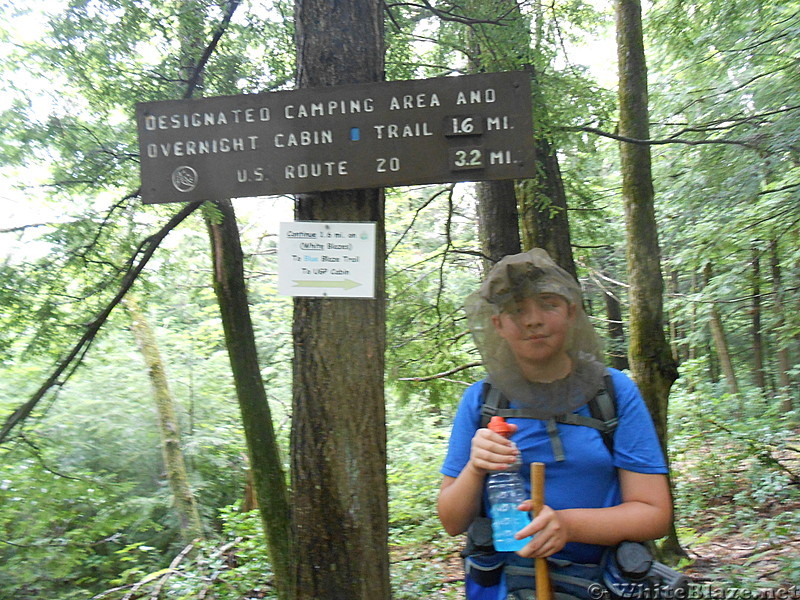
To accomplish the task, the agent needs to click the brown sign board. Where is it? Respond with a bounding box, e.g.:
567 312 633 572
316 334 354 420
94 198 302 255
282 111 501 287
135 71 535 204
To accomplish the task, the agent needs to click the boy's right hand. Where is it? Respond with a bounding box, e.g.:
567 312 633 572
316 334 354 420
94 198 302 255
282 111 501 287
467 426 520 475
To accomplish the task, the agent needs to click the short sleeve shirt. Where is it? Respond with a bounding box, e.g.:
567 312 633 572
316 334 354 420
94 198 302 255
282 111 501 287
440 368 668 564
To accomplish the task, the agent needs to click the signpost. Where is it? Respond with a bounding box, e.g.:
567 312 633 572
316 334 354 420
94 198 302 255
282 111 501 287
135 71 535 204
277 222 376 298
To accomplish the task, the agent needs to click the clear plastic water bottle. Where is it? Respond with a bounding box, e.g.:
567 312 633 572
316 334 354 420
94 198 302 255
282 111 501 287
486 416 531 552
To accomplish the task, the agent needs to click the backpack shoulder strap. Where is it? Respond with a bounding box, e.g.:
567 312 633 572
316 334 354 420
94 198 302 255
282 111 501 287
586 373 618 454
479 380 507 428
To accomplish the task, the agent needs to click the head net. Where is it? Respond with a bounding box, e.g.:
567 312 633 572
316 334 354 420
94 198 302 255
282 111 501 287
465 248 606 418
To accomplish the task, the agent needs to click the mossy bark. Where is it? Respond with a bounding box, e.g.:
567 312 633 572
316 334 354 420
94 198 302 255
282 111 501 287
125 295 204 544
206 200 293 600
616 0 683 559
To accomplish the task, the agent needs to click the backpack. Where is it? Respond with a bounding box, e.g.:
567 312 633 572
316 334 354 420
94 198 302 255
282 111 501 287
479 373 619 461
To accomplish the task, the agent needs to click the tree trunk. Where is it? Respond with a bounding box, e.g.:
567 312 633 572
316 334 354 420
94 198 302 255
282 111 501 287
680 269 699 393
704 263 740 400
518 140 578 279
667 270 682 365
476 179 522 269
616 0 678 443
206 200 293 600
708 305 740 397
522 2 577 278
689 270 698 363
466 1 523 272
465 0 575 278
769 240 794 413
750 246 767 393
291 2 390 599
124 295 204 544
603 277 630 371
615 0 682 559
172 5 292 593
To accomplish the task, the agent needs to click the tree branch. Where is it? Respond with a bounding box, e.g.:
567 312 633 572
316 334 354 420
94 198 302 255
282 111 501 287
563 125 757 148
0 223 50 234
758 182 799 196
663 103 800 138
184 0 242 99
385 1 515 26
708 419 800 485
398 361 482 382
387 185 453 259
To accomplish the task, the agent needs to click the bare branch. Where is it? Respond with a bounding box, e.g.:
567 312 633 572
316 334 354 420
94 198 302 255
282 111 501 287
758 182 800 196
668 62 799 119
387 185 453 258
563 125 757 149
17 434 86 482
449 248 493 262
661 104 800 139
0 223 50 234
435 186 456 322
398 361 483 382
146 541 199 600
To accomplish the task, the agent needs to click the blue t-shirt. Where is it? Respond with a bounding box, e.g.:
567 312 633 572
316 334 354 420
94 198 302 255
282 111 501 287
440 368 668 564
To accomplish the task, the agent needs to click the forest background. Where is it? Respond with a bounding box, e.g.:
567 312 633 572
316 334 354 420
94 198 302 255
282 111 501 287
0 0 798 598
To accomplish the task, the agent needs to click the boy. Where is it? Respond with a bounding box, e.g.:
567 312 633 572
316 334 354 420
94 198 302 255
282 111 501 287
439 249 671 599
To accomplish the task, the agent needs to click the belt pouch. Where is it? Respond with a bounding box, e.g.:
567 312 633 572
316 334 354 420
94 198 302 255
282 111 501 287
465 553 506 587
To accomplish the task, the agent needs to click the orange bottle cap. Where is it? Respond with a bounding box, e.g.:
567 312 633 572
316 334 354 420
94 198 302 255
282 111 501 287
488 416 514 436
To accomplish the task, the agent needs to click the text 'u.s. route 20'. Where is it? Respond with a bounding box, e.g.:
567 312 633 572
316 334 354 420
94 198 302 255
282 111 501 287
135 71 535 204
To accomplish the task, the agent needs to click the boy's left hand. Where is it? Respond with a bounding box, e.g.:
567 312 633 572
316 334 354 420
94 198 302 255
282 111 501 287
513 502 570 558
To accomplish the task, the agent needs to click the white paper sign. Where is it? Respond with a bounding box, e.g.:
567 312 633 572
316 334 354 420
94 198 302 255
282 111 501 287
278 221 377 298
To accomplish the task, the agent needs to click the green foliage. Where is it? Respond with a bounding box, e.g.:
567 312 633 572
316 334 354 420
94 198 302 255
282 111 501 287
83 507 276 600
387 393 450 541
387 392 464 599
146 507 275 600
669 376 800 586
0 456 162 600
647 0 800 368
385 185 485 406
42 392 459 600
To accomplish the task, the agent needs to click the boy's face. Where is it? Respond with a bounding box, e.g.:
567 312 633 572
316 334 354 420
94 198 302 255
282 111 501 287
491 293 576 368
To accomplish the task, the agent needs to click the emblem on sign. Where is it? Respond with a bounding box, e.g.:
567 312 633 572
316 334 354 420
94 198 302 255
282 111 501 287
171 166 198 193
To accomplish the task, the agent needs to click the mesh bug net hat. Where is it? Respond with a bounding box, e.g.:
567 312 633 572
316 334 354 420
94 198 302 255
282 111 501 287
464 248 606 419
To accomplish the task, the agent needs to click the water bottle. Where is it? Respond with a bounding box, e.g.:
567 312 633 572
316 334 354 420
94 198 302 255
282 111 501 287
486 416 531 552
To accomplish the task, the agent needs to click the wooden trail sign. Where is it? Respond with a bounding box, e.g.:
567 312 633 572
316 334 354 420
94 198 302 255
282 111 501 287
135 71 535 204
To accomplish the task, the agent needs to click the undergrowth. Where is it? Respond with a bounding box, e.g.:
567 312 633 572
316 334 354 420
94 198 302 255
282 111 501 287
668 368 800 591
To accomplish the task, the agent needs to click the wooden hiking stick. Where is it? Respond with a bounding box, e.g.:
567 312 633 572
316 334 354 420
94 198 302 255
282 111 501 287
530 462 553 600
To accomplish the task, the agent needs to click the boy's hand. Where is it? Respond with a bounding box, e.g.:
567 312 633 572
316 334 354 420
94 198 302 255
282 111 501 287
467 426 520 475
514 502 570 558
